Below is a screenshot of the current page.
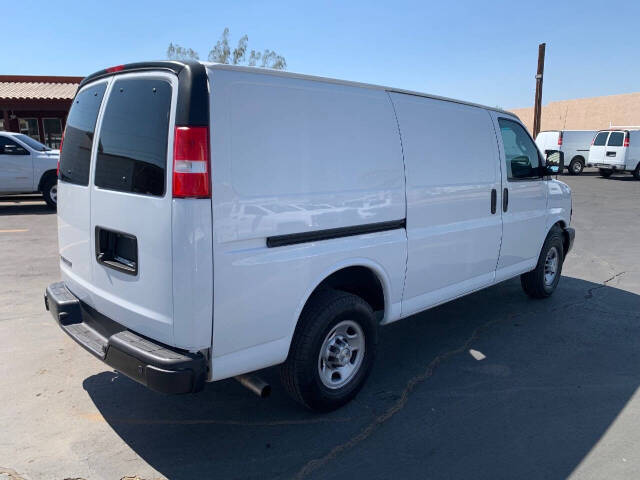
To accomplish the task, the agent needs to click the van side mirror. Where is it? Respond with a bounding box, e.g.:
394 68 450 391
544 150 564 175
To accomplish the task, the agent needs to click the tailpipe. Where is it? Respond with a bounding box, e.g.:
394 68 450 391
235 374 271 398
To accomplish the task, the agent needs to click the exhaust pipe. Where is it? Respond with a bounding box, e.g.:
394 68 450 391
235 374 271 398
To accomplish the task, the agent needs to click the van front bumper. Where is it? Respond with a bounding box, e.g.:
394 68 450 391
44 282 206 394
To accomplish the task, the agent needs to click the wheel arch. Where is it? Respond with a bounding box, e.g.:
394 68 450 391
287 259 393 351
38 169 57 192
547 219 571 257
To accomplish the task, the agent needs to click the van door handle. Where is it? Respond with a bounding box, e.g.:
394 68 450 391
606 151 616 157
490 188 497 214
503 188 509 212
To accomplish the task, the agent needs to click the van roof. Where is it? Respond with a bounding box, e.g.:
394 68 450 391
80 60 519 120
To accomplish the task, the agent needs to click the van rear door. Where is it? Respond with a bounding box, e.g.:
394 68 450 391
87 72 177 345
589 131 610 166
58 80 109 293
604 130 626 167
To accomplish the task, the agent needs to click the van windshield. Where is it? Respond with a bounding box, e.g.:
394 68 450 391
15 134 51 152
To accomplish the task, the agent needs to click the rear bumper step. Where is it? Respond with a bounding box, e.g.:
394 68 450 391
45 282 206 394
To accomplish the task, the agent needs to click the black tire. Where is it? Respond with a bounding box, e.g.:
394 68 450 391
281 289 377 412
633 164 640 180
568 157 584 175
41 174 58 209
521 226 565 299
599 168 613 178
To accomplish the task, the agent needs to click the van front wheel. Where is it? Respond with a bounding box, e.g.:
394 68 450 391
281 289 377 412
521 226 565 299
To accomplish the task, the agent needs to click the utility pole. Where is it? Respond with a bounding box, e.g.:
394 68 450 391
532 42 546 138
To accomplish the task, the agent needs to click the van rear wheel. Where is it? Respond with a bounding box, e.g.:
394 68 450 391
633 164 640 180
599 168 613 178
568 157 584 175
521 226 564 299
281 289 377 411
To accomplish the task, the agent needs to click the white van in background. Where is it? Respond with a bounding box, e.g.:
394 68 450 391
535 130 595 175
45 61 574 411
587 128 640 179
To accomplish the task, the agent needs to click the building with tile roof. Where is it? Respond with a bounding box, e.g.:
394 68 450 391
0 75 83 148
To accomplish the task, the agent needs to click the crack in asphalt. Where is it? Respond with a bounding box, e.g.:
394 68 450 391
585 272 626 299
293 312 512 480
294 271 627 480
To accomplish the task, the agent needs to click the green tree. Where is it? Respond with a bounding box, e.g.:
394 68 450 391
166 28 286 70
166 43 200 61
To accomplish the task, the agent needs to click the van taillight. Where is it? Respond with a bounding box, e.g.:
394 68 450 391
624 133 630 147
57 130 65 178
557 131 563 146
172 126 210 198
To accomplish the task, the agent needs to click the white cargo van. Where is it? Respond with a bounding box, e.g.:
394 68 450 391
587 129 640 179
535 130 596 175
45 61 574 411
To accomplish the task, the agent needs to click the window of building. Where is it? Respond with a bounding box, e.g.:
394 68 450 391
0 119 4 131
43 118 63 149
19 118 40 142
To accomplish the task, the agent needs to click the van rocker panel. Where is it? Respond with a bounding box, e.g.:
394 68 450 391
45 282 206 394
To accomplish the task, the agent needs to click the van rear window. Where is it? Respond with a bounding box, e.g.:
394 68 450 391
607 132 624 146
94 78 172 197
593 132 609 146
59 83 107 186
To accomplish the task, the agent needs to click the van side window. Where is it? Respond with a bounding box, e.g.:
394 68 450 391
593 132 609 146
94 78 171 197
59 83 107 186
498 118 541 180
607 132 624 146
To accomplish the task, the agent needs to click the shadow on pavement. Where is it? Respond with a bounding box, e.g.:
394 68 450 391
0 195 53 216
84 276 640 480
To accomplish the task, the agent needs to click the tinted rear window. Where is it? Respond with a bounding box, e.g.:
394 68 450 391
94 78 172 196
59 83 107 185
607 132 624 146
593 132 609 146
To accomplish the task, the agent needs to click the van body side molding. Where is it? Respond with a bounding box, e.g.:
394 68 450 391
266 219 406 248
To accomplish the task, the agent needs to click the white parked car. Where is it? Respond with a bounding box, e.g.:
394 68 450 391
45 61 575 411
535 130 596 175
0 131 59 207
587 129 640 179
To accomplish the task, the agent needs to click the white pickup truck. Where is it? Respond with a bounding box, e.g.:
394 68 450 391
0 131 59 207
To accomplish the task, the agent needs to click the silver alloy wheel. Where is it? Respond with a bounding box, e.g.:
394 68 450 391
572 161 582 173
544 246 559 286
318 320 365 389
50 184 57 204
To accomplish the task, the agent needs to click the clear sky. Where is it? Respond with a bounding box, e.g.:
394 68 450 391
5 0 640 108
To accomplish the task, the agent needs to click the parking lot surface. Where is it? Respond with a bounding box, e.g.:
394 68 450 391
1 172 639 480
